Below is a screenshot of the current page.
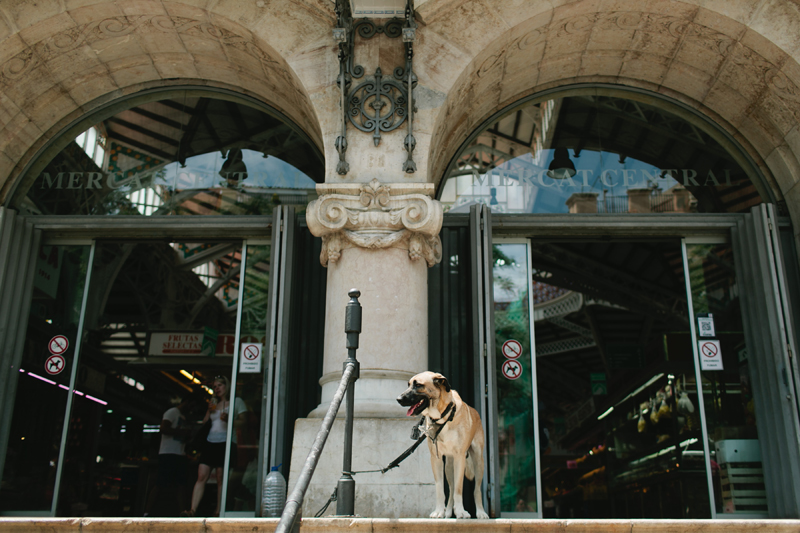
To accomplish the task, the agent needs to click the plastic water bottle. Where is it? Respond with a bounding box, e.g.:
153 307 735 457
262 465 287 517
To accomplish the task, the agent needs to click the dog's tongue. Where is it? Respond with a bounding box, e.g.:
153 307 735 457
407 401 422 416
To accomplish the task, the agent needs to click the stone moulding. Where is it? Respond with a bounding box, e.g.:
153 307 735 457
306 179 443 267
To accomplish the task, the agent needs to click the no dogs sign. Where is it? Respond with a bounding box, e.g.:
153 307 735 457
45 354 66 375
502 359 523 380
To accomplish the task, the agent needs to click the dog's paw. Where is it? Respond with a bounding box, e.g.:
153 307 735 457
455 508 471 519
476 509 490 519
430 508 446 518
445 506 453 518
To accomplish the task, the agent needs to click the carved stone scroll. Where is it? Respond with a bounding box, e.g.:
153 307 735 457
306 179 443 267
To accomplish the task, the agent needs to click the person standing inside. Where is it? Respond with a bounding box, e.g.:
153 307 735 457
144 397 194 516
183 376 246 517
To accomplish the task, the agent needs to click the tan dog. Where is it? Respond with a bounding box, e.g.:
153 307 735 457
396 371 489 519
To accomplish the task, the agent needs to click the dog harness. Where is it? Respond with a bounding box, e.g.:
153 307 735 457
418 401 456 458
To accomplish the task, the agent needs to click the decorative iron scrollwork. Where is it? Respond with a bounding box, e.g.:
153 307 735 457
348 67 407 146
355 18 404 40
333 0 417 175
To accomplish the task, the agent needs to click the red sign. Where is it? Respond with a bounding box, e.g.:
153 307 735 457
701 342 718 357
502 339 522 360
48 335 69 355
502 359 523 380
243 344 259 360
45 354 66 375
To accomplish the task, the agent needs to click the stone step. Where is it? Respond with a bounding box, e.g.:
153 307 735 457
1 518 799 533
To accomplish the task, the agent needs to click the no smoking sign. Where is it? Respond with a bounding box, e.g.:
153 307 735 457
699 339 723 370
239 343 262 374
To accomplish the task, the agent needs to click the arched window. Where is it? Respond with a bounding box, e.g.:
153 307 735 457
11 90 323 216
440 88 770 215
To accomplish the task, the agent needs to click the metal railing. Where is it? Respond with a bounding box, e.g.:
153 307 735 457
650 193 676 212
275 289 362 533
599 196 628 213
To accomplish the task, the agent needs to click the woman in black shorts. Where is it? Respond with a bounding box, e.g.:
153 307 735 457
182 376 245 517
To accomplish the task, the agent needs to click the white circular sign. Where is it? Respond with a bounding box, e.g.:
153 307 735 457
502 359 523 380
701 341 719 358
45 354 66 375
48 335 69 355
502 339 522 360
243 344 259 360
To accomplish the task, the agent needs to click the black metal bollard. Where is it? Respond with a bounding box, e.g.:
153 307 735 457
337 289 361 516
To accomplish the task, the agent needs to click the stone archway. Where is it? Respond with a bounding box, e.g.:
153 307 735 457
0 1 328 201
425 0 800 231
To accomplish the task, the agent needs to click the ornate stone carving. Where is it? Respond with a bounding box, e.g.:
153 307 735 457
0 14 301 108
306 179 443 267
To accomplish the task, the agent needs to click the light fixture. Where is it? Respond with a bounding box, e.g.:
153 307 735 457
547 147 576 179
597 406 614 420
219 148 247 186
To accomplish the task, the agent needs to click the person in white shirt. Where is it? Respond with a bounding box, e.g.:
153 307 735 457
144 397 194 516
182 375 247 517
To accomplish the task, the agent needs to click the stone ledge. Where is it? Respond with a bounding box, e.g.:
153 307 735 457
0 518 798 532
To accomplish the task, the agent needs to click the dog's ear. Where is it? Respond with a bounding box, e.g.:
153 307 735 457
433 374 450 392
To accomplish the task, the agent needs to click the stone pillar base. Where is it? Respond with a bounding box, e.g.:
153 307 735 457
308 370 413 418
288 418 434 518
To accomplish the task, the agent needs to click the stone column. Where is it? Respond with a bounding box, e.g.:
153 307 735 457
289 179 443 517
305 178 443 417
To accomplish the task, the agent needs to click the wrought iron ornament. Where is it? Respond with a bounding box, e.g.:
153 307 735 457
333 0 417 175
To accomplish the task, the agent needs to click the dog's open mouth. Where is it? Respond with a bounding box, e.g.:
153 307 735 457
407 399 427 416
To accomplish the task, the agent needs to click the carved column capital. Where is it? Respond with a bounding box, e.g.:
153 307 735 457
306 179 443 267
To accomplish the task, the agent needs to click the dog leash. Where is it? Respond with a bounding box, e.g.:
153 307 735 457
315 403 457 516
348 401 456 474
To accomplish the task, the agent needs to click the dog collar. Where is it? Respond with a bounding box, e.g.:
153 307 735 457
433 401 456 425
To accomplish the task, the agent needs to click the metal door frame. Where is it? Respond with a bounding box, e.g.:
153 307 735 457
257 206 295 515
491 236 543 519
1 215 273 516
479 209 800 520
730 205 800 517
470 204 500 517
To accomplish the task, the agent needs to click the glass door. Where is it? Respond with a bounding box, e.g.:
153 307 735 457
442 204 800 520
224 241 271 515
683 240 768 517
52 240 246 517
0 224 330 517
528 239 710 519
491 239 541 517
0 243 93 515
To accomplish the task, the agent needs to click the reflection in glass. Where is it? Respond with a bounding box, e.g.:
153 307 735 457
56 241 243 517
686 244 767 516
0 245 91 512
493 243 537 514
531 240 711 518
226 244 271 513
441 94 762 215
16 94 323 216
